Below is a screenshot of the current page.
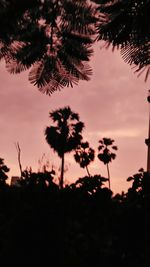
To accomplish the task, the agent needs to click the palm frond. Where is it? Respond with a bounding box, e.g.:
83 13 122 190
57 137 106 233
38 78 67 96
62 0 98 35
4 41 33 73
29 56 80 95
29 56 62 88
95 0 150 81
0 0 96 95
0 42 9 60
121 41 150 81
38 68 79 96
65 59 92 81
6 58 29 74
136 66 150 82
0 40 27 63
10 41 27 54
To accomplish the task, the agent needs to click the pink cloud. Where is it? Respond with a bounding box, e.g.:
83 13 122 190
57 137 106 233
0 44 149 193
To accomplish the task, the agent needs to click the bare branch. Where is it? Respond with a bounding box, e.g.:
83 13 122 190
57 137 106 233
15 142 23 178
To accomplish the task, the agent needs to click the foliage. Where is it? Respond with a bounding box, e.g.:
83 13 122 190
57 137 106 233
1 169 150 266
73 174 108 195
0 158 9 187
19 167 58 190
127 168 150 196
0 157 150 265
1 0 150 88
93 0 150 81
74 141 95 176
0 0 97 94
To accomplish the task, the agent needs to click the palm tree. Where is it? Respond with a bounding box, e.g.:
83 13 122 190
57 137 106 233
93 0 150 81
97 137 117 189
74 141 95 177
0 0 97 94
45 106 84 189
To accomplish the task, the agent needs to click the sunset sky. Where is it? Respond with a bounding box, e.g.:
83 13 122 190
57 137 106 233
0 43 149 194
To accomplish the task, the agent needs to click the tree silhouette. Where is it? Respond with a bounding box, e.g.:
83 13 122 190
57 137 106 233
19 167 57 191
0 0 97 94
74 141 95 177
93 0 150 81
97 137 117 189
74 174 108 195
45 106 84 189
127 168 150 197
0 158 9 187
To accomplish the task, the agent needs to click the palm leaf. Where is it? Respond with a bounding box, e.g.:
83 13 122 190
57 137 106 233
6 58 29 74
121 41 150 81
0 0 96 95
29 56 80 95
0 42 9 60
29 56 61 88
95 0 150 81
62 0 98 35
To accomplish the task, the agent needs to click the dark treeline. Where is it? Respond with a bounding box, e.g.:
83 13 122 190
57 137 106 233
1 160 150 266
0 106 149 266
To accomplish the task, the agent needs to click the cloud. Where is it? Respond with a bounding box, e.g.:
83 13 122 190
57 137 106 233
88 128 143 138
0 43 149 193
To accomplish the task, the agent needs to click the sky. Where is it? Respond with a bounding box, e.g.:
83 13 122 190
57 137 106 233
0 43 149 194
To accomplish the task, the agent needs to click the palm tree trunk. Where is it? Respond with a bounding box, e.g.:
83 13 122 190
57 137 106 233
106 163 111 189
60 153 65 189
85 165 91 177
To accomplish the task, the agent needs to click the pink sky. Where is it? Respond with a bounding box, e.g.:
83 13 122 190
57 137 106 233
0 43 149 193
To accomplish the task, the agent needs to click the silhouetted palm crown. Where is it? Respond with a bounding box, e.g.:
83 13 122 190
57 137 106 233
93 0 150 80
97 137 117 164
45 106 84 157
74 141 95 168
0 0 97 94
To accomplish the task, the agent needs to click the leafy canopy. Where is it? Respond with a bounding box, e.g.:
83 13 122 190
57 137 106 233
92 0 150 81
0 0 97 94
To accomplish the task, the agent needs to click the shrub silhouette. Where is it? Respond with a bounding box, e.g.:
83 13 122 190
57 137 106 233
0 158 9 188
